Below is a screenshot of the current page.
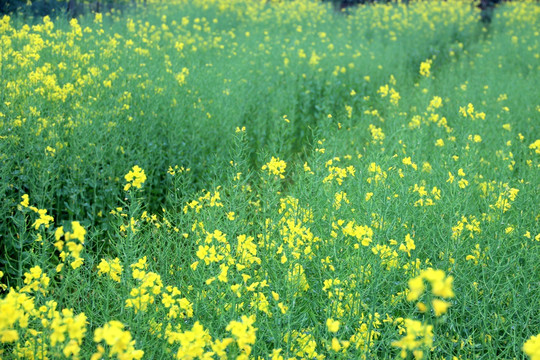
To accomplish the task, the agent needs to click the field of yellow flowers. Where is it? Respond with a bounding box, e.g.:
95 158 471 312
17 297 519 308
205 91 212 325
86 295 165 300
1 0 539 359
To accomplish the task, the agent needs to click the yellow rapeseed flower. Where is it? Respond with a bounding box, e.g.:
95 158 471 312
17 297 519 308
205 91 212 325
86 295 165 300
20 194 29 207
432 299 451 317
97 258 123 282
93 320 144 360
529 139 540 154
419 59 432 77
262 157 287 179
326 318 340 333
124 165 147 191
524 334 540 360
227 315 257 356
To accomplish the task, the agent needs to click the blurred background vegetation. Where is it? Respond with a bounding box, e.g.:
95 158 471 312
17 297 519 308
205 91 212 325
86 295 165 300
0 0 510 21
0 0 147 18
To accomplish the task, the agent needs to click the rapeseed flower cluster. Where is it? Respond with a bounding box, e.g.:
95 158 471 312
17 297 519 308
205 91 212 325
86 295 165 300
419 59 432 77
524 334 540 360
262 157 287 179
407 268 454 316
124 165 147 191
226 315 257 358
92 321 144 360
392 319 433 359
125 258 164 313
97 258 123 282
54 221 86 270
19 195 55 230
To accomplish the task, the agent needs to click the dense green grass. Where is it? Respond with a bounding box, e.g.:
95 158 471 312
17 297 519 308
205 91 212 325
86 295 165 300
1 1 539 359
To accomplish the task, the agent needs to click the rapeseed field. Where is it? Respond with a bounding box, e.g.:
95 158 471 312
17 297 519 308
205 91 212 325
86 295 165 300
1 0 539 358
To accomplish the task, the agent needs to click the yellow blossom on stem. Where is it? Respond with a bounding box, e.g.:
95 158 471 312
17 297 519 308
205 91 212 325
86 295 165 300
419 59 432 77
432 299 451 316
226 315 257 356
97 258 123 282
524 334 540 360
20 194 29 208
392 319 433 359
326 318 340 333
92 320 144 360
262 157 287 179
124 165 147 191
529 139 540 154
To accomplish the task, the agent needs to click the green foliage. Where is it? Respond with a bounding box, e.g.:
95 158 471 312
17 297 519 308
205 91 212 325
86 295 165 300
0 1 539 359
